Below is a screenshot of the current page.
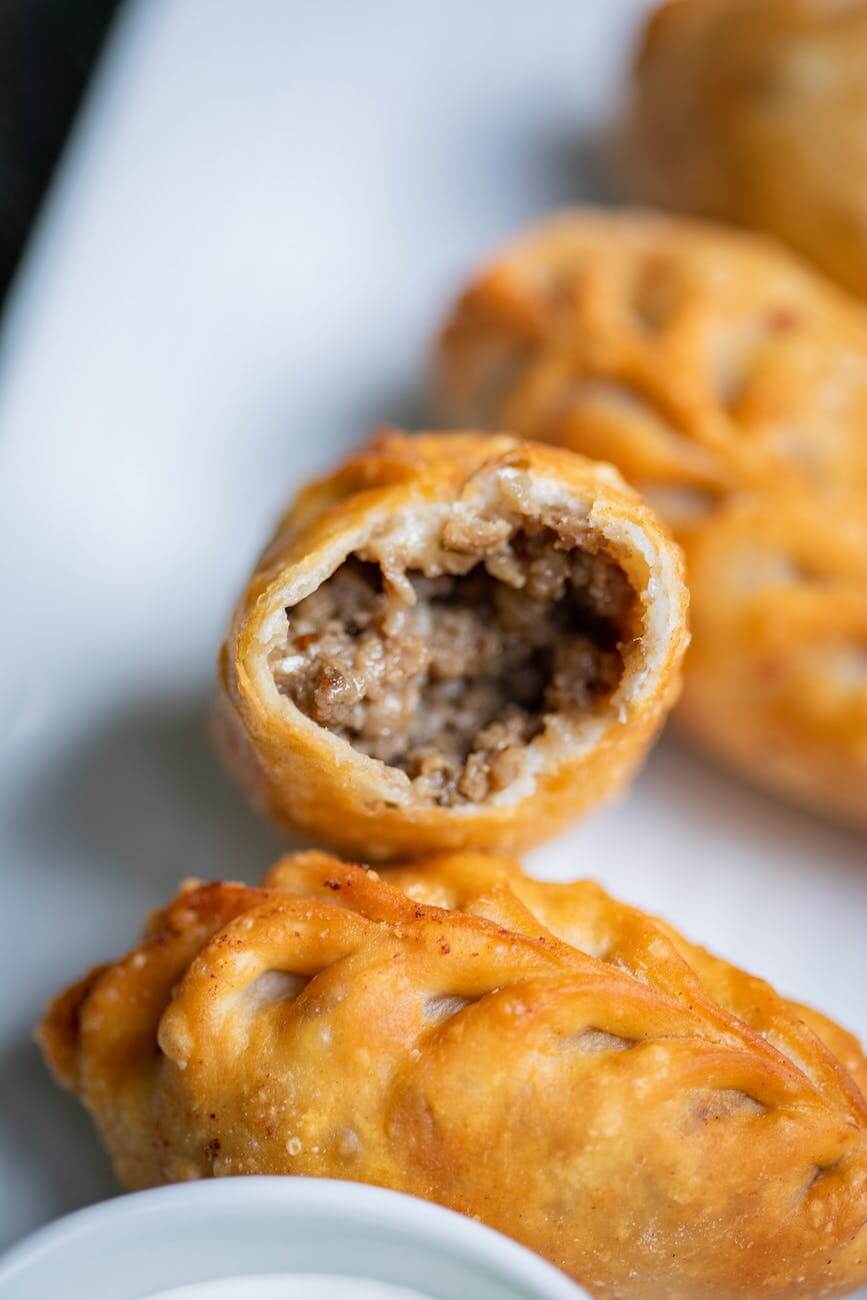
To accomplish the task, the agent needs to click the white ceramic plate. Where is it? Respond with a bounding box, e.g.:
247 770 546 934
0 0 864 1281
0 1179 584 1298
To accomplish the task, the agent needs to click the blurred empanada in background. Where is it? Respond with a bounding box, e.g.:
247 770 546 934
679 488 867 829
436 210 867 827
437 209 867 514
623 0 867 301
40 849 867 1299
214 431 688 860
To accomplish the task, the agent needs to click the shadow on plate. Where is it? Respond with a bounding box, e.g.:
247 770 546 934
6 693 305 897
351 383 430 436
0 1037 118 1252
537 125 624 207
1 692 313 1251
651 732 866 872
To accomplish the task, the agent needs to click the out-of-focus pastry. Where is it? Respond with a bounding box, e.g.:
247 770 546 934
436 211 867 825
436 209 867 525
625 0 867 300
214 431 688 860
40 849 867 1299
679 487 867 829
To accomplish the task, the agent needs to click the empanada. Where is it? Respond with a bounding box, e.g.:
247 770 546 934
678 487 867 829
214 431 688 859
40 850 867 1299
624 0 867 300
436 209 867 523
436 212 867 825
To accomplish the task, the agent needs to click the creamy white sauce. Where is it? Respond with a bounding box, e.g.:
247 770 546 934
147 1276 434 1300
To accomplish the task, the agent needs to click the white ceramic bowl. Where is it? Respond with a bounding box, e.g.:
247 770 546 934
0 1178 586 1299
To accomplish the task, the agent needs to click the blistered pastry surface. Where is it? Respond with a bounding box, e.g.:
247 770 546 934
40 849 867 1299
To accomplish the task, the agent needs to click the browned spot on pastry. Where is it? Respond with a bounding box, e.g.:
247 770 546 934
768 306 801 334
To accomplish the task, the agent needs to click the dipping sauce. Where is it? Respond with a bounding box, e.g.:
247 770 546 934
148 1278 434 1300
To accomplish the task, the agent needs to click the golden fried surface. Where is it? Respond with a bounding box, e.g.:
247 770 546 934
437 209 867 508
436 211 867 826
625 0 867 300
214 430 688 859
40 850 867 1299
679 488 867 828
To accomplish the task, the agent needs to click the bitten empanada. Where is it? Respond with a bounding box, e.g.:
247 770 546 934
40 850 867 1299
436 212 867 825
624 0 867 300
214 431 688 859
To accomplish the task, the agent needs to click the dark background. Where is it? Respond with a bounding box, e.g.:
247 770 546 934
0 0 119 302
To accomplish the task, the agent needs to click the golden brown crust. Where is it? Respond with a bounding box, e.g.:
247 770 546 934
40 849 867 1298
436 212 867 826
677 487 867 829
437 209 867 506
625 0 867 300
214 430 688 859
38 964 108 1092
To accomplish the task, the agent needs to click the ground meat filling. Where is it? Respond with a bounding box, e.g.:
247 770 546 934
271 526 635 805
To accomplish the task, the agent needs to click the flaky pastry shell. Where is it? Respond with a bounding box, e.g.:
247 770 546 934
624 0 867 301
40 850 867 1299
436 208 867 520
214 431 688 859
